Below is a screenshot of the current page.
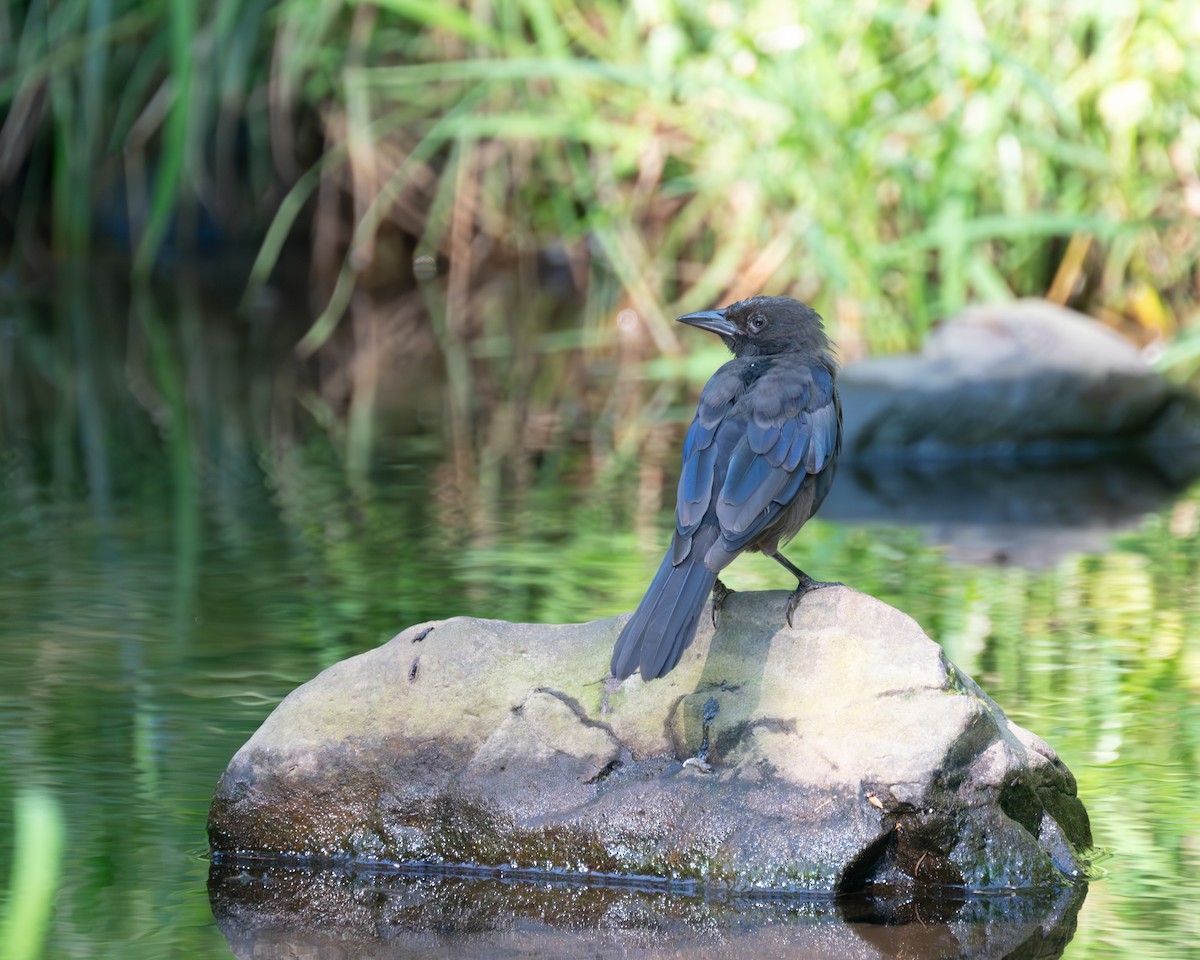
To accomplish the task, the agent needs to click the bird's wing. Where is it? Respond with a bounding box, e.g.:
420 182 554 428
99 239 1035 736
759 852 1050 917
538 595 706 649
676 388 729 540
673 368 743 562
715 362 839 551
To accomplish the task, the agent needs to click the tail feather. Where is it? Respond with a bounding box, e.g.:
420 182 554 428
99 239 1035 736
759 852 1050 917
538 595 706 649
611 530 719 680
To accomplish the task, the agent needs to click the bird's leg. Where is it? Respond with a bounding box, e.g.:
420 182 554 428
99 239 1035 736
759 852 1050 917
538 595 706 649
769 552 842 627
711 577 733 626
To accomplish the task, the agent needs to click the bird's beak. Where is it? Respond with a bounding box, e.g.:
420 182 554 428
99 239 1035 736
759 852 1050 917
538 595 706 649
676 309 737 338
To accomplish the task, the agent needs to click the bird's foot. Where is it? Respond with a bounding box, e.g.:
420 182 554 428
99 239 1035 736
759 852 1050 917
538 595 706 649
785 573 843 627
711 578 733 626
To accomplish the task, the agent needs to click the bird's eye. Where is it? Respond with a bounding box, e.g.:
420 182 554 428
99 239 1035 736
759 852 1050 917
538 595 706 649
747 314 768 333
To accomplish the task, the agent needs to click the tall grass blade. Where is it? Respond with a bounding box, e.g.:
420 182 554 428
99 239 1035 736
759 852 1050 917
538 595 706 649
133 0 195 275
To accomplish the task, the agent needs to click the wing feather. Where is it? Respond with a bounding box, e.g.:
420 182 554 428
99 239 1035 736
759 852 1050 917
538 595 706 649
717 437 792 535
714 361 838 548
677 437 718 534
675 373 739 542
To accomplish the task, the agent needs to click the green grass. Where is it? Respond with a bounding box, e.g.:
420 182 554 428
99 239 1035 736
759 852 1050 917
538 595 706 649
2 0 1198 356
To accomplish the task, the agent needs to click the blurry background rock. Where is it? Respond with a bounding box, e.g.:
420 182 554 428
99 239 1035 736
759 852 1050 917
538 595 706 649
840 300 1178 457
828 299 1200 563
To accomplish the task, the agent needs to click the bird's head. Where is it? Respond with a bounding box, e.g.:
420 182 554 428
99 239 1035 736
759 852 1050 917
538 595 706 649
676 296 830 358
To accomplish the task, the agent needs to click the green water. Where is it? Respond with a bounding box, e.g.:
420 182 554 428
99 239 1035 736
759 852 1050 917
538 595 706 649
1 276 1198 958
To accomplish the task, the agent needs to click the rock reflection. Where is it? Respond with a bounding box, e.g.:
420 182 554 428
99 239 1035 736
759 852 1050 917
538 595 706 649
821 454 1199 566
209 859 1085 959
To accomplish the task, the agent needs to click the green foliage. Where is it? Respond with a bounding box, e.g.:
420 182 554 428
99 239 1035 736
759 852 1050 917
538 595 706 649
278 0 1200 351
2 0 1198 354
0 0 278 258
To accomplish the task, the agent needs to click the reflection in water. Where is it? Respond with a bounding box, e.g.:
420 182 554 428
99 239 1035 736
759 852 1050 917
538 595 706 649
822 455 1198 566
209 860 1086 960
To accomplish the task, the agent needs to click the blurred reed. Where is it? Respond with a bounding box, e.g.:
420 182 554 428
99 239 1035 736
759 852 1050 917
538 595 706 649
2 0 1197 344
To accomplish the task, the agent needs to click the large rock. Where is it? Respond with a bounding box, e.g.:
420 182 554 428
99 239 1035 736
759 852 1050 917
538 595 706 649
207 588 1092 894
840 299 1174 458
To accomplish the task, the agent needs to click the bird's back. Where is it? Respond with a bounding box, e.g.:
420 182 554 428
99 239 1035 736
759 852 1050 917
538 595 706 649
699 351 840 566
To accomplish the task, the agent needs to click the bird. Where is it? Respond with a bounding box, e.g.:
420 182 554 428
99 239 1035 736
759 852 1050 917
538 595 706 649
610 295 842 681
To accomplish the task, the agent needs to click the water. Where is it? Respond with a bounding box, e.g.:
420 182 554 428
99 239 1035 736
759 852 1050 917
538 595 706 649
208 862 1088 958
1 273 1198 958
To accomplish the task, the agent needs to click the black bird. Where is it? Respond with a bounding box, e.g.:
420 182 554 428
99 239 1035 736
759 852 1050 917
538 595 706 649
611 296 842 681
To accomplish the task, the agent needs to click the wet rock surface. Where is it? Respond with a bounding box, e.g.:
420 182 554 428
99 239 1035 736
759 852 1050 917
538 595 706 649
208 588 1092 896
839 299 1196 459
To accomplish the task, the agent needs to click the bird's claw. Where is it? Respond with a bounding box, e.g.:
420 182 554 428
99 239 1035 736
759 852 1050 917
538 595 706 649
711 578 733 627
785 577 843 628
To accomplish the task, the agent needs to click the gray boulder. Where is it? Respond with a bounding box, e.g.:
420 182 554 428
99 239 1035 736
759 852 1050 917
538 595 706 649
840 299 1174 458
208 588 1091 895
